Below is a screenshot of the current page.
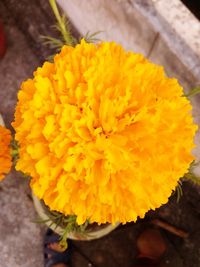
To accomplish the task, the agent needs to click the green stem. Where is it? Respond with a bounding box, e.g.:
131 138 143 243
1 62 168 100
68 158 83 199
49 0 74 46
11 150 18 157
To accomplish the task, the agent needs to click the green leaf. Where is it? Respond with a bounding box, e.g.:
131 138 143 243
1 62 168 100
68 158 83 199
11 138 19 165
183 161 200 185
84 31 103 43
33 218 51 224
184 172 200 185
40 35 64 49
175 180 183 203
184 87 200 98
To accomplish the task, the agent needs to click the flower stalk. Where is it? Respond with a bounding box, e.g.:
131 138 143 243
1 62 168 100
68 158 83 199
49 0 75 46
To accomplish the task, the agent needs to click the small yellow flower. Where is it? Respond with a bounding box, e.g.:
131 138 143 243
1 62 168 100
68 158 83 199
13 40 197 224
0 125 12 181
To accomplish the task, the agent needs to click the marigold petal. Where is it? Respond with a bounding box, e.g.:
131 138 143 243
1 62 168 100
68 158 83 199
13 40 198 224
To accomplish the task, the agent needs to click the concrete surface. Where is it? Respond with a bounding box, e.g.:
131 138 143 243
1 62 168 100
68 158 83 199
57 0 200 88
0 1 200 267
0 2 42 267
0 1 54 266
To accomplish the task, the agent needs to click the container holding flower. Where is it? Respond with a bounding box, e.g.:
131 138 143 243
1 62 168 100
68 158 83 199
32 194 120 241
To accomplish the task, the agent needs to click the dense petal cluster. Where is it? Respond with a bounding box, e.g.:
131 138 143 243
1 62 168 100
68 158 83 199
0 125 12 181
13 40 197 224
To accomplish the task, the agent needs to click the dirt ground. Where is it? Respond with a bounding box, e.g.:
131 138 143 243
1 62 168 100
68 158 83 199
0 1 200 267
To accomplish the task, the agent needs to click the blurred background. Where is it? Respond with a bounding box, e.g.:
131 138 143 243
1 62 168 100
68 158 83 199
0 0 200 266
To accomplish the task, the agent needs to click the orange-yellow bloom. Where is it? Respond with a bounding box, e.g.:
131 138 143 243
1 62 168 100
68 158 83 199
0 125 12 181
13 40 197 224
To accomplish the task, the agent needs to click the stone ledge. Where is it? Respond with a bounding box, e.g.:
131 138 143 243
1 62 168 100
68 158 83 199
57 0 200 89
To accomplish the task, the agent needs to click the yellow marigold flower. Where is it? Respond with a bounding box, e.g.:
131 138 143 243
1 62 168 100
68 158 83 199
0 125 12 181
13 40 197 224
